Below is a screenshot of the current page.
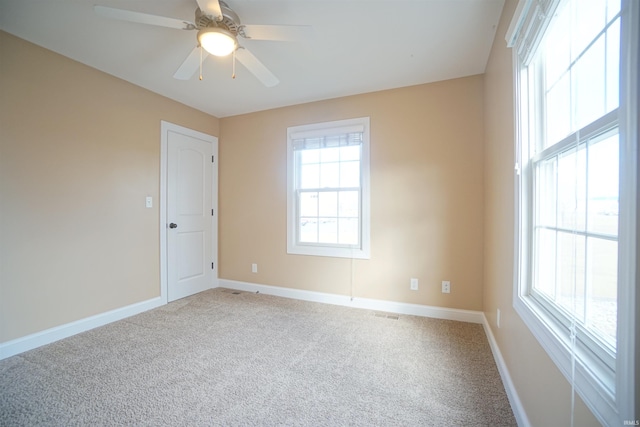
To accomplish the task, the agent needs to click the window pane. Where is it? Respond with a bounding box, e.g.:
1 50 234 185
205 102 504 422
534 227 557 298
320 163 339 188
536 158 558 227
300 164 319 189
318 192 337 217
300 218 318 243
318 218 338 243
545 73 571 146
300 149 320 164
557 147 586 231
606 19 620 112
340 145 360 161
339 191 359 217
587 133 619 235
320 147 340 162
574 36 606 131
576 147 587 231
571 0 606 60
338 218 359 245
606 0 621 19
586 237 617 346
545 2 571 86
299 192 318 217
556 231 586 322
340 161 360 188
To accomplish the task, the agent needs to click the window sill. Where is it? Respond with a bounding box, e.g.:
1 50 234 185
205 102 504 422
287 244 370 259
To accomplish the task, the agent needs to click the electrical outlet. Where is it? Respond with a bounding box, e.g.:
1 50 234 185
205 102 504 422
410 278 419 291
251 263 258 273
441 281 451 293
497 308 501 328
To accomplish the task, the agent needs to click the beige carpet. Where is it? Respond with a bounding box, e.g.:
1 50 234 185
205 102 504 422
1 288 516 426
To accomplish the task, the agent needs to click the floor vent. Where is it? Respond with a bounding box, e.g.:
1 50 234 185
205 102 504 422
373 312 399 320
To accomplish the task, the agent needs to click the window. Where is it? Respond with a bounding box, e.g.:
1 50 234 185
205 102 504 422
508 0 637 424
287 117 370 259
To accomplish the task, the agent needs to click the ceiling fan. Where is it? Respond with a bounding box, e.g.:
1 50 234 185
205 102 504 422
95 0 312 87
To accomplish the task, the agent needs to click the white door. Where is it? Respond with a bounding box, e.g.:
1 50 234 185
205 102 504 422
164 123 217 302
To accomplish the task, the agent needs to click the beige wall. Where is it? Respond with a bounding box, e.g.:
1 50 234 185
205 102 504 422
482 2 601 425
0 31 219 342
219 76 485 310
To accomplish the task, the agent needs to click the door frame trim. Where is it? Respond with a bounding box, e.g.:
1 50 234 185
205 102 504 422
160 121 218 304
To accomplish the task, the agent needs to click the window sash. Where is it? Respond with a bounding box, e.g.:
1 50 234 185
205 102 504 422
529 119 619 365
295 188 362 248
294 143 362 190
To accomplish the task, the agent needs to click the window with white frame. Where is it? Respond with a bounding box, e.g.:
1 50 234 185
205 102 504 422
287 117 370 259
508 0 637 425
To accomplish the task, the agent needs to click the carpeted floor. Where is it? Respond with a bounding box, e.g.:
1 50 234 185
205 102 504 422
0 288 516 426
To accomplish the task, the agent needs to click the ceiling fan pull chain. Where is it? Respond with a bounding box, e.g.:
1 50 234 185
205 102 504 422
232 49 236 80
199 44 203 81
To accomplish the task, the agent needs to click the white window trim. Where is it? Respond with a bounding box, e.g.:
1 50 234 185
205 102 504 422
509 1 639 425
286 117 371 259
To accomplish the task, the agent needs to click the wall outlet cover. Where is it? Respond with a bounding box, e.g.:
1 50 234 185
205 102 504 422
442 281 451 294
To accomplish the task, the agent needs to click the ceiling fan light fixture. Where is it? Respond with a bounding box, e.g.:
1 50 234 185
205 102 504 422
198 27 238 57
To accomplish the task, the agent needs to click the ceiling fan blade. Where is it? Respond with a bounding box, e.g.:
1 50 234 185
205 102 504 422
94 5 195 30
235 48 279 87
196 0 223 21
174 47 209 80
241 24 313 42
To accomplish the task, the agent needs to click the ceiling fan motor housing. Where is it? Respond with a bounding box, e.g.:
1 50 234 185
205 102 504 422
195 1 242 36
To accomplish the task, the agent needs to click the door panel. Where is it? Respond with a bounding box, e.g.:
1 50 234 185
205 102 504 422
178 149 205 215
178 231 205 280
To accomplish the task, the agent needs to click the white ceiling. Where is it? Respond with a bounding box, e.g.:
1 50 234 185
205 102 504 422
0 0 505 118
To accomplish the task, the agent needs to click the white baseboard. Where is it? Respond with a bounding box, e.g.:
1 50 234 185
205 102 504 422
218 279 484 324
482 315 531 427
0 296 164 360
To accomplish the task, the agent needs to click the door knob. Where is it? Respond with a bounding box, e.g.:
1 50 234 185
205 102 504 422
169 223 178 229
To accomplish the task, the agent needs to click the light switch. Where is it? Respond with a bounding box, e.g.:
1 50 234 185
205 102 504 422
145 196 153 208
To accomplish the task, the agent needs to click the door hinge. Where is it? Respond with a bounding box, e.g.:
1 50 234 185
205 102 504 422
212 155 215 163
211 209 214 216
211 262 215 270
